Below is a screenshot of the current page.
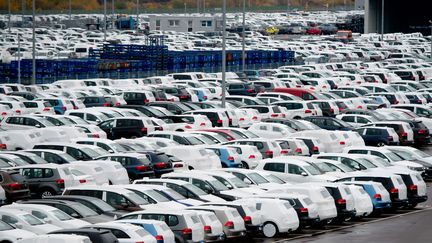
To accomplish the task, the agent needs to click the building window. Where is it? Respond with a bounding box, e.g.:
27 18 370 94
168 20 180 27
201 20 212 27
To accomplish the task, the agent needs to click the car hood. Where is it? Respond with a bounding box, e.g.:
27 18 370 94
31 223 62 234
199 194 226 202
3 229 36 240
313 174 340 182
83 214 115 224
220 189 254 199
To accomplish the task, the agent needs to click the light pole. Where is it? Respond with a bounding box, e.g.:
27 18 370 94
112 0 115 29
287 0 290 15
8 0 11 32
136 0 139 33
381 0 384 41
429 20 432 61
103 0 107 42
69 0 72 21
18 33 21 84
31 0 36 85
203 0 206 13
221 0 227 108
241 0 246 71
184 3 187 15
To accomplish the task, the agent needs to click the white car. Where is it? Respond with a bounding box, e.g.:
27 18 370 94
2 204 90 229
116 219 176 243
247 122 295 139
336 114 379 127
289 130 342 153
236 198 299 238
22 100 56 114
0 115 55 130
267 185 338 223
344 184 374 217
161 146 221 170
16 234 92 243
272 101 318 119
0 208 62 234
255 157 338 183
0 219 36 242
201 170 266 195
85 222 157 243
225 145 262 169
0 186 6 205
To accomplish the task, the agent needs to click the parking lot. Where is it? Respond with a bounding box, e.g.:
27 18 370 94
1 3 432 243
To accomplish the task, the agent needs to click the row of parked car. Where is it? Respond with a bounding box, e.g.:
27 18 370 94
0 30 431 243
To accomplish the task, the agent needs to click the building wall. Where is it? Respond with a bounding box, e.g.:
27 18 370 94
149 15 222 32
365 0 431 35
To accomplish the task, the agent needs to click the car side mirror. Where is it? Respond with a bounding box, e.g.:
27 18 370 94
14 223 23 229
301 172 308 177
35 124 41 128
120 202 129 208
44 218 52 224
108 150 114 153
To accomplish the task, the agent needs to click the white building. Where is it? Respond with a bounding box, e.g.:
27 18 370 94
149 15 223 33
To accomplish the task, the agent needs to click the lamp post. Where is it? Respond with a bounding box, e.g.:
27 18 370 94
221 0 227 108
136 0 139 33
381 0 384 41
69 0 72 21
103 0 107 42
429 20 432 61
18 33 21 84
8 0 11 32
241 0 246 71
31 0 36 85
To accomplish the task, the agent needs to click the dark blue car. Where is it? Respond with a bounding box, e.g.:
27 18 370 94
227 82 257 96
206 147 242 168
355 127 399 146
303 116 354 131
97 153 155 181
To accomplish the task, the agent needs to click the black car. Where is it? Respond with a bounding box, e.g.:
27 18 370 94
46 195 128 218
135 151 174 177
117 105 167 118
98 118 159 140
147 101 192 115
303 117 354 131
50 228 119 243
80 96 112 108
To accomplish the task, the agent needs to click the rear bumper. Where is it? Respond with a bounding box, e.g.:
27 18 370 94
400 140 415 145
408 195 428 204
373 201 392 210
245 224 263 233
225 230 247 238
204 233 226 242
391 198 409 207
337 209 356 219
300 217 321 227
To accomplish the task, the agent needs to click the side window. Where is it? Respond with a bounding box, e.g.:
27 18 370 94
263 163 285 173
106 192 134 207
120 214 139 220
167 215 179 226
288 164 306 175
357 117 370 124
341 158 364 170
348 150 368 154
66 147 86 160
341 116 355 122
1 215 18 224
366 128 380 136
99 120 115 129
108 229 130 239
371 151 388 160
70 113 85 119
254 142 264 150
54 205 80 218
173 136 188 144
22 168 44 179
166 184 189 198
97 143 112 152
87 114 99 122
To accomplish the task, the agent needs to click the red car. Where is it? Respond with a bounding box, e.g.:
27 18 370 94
307 27 322 35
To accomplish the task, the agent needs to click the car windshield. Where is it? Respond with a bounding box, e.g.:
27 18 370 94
185 136 205 145
208 179 229 191
161 188 186 200
0 220 14 231
413 150 431 158
143 189 170 202
126 192 150 205
11 157 28 166
110 142 128 153
336 163 356 172
371 157 392 167
248 172 270 184
304 165 322 175
358 158 378 168
80 148 102 158
314 162 336 172
51 209 73 221
22 214 45 225
27 154 48 164
391 150 414 160
266 174 286 184
385 152 403 162
72 204 99 217
228 176 249 188
184 184 207 196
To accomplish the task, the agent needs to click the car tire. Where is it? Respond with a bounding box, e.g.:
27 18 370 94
262 222 278 238
242 161 249 169
1 241 12 243
39 188 55 198
377 142 385 147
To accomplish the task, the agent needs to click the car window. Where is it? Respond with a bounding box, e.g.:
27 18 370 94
288 164 307 175
263 163 285 173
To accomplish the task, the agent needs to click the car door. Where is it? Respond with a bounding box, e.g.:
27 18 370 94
287 163 310 182
98 119 116 139
364 128 382 145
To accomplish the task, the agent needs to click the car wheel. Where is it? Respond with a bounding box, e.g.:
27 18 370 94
377 142 385 147
242 162 249 169
188 166 194 170
39 189 55 198
262 222 278 238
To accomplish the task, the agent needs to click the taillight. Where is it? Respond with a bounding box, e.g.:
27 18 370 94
204 225 212 233
79 179 87 184
246 89 254 93
388 136 393 141
144 99 150 103
73 106 78 110
401 132 408 137
203 96 208 100
329 108 334 113
312 146 319 153
373 194 382 200
340 141 346 145
180 95 189 99
418 129 426 134
224 221 234 229
227 156 235 162
416 99 423 104
243 216 252 224
294 148 302 154
154 162 167 169
271 113 278 117
389 188 398 198
185 125 192 129
92 134 100 138
43 107 51 111
252 116 258 120
216 119 223 124
300 207 308 214
7 183 22 190
305 109 312 114
336 198 346 205
281 150 289 155
265 150 274 158
200 122 206 126
135 165 149 171
174 164 184 168
61 106 67 111
103 103 110 107
115 102 121 106
1 112 7 116
140 127 148 133
55 179 65 188
182 227 192 235
155 235 164 243
239 117 245 121
248 154 256 159
409 185 418 191
0 144 7 149
15 109 21 114
155 126 163 131
357 106 363 109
